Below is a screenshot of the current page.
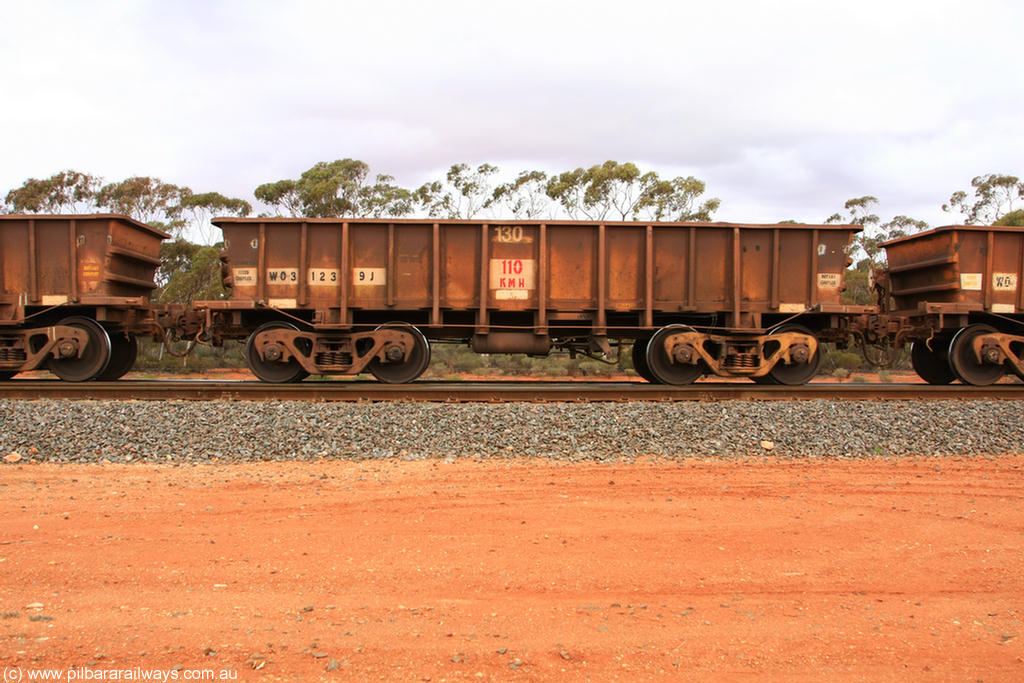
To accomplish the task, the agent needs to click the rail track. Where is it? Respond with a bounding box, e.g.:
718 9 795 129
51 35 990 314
1 379 1023 402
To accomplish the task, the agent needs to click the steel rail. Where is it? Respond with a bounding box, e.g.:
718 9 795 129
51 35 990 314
1 380 1023 402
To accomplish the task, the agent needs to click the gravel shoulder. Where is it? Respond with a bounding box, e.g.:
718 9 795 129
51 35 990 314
2 399 1023 462
2 455 1024 682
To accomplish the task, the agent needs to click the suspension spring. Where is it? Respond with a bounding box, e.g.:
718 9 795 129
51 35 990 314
0 348 27 363
316 351 353 367
723 353 758 369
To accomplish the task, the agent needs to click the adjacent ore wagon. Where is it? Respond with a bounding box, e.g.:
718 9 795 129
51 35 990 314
202 218 867 384
0 214 167 381
880 225 1024 385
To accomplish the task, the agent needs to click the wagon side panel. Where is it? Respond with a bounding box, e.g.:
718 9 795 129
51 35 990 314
306 223 344 305
651 226 690 313
606 225 644 310
220 222 261 302
440 224 480 310
547 225 595 311
101 217 165 299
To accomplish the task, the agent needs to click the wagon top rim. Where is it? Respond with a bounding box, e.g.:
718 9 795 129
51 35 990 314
881 223 1024 247
211 217 865 231
0 213 171 239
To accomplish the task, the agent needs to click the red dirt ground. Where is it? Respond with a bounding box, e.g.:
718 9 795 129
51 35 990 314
2 456 1023 682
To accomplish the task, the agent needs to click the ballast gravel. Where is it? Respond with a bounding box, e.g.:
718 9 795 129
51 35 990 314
1 399 1022 462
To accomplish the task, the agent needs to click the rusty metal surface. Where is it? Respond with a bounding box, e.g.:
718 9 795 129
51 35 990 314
883 225 1024 314
0 215 167 325
1 379 1022 402
211 219 862 341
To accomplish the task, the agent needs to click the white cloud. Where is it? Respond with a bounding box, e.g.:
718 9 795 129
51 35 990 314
2 0 1021 227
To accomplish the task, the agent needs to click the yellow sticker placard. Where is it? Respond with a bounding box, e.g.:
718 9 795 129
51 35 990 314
960 273 983 291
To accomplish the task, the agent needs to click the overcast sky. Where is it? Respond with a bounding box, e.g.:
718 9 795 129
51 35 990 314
2 0 1021 227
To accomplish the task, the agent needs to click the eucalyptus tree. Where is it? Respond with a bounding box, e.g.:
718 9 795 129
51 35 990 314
635 175 720 222
4 170 101 213
254 179 302 217
942 173 1023 224
414 163 499 218
179 190 252 244
96 176 185 228
488 170 550 218
546 161 719 222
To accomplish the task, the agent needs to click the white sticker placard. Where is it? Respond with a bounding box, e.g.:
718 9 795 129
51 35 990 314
233 268 256 285
353 268 386 285
817 272 840 289
993 273 1018 291
494 289 530 301
309 268 339 285
960 273 983 291
489 258 535 291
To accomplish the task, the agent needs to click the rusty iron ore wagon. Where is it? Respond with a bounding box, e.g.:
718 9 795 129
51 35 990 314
197 218 869 384
879 225 1024 385
3 213 1021 386
0 214 167 381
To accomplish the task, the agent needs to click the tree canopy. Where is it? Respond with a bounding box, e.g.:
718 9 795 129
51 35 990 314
2 164 1019 269
2 170 251 243
942 174 1023 224
4 170 100 214
544 161 719 221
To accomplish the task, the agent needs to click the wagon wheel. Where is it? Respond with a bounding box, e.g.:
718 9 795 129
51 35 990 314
96 333 139 381
631 339 660 383
244 321 310 383
47 316 112 382
368 323 431 384
645 324 705 385
909 335 955 385
949 324 1005 386
764 324 821 386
